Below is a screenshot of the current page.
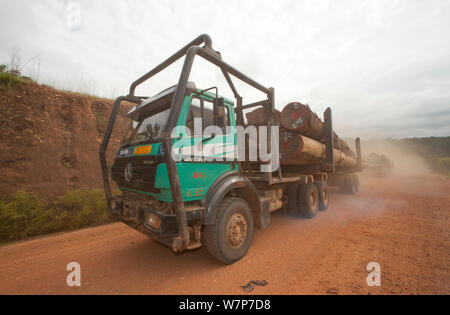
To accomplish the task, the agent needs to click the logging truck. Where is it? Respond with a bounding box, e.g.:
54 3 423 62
364 152 394 177
99 35 362 264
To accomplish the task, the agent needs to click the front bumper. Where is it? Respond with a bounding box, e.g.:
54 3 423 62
142 206 179 237
109 197 202 240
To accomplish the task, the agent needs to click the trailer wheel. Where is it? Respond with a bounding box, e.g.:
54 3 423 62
204 197 254 264
343 174 355 195
316 181 329 211
287 183 300 216
353 174 360 192
298 182 319 218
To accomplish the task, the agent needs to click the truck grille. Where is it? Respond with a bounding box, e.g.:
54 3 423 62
111 156 165 194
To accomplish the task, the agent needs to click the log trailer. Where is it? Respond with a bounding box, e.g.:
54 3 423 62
99 34 362 264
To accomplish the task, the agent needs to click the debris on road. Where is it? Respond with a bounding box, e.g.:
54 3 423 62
241 280 268 292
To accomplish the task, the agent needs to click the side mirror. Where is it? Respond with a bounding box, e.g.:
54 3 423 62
213 97 226 127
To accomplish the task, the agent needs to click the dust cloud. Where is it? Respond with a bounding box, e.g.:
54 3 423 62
360 139 432 176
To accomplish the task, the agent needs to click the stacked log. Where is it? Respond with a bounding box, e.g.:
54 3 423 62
279 129 324 164
245 102 358 169
246 107 281 125
279 129 357 168
280 102 323 139
280 102 353 157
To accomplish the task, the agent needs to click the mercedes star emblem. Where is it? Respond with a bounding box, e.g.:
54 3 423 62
124 163 133 182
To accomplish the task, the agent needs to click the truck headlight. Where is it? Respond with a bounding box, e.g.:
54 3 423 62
110 199 122 211
146 213 161 229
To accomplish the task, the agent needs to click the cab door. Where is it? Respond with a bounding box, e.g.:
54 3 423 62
174 94 236 201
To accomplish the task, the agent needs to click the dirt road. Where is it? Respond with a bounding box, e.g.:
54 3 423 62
0 175 449 295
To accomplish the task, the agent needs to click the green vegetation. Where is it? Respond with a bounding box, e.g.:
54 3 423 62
0 64 33 88
62 90 111 102
395 137 450 158
391 137 450 176
435 157 450 177
0 71 31 87
363 137 450 177
0 189 114 243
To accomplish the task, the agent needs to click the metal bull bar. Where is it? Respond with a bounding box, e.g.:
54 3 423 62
99 34 273 251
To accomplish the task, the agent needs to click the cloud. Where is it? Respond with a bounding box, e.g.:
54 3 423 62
0 0 449 138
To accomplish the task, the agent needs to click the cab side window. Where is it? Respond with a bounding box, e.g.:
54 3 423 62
186 98 202 135
186 96 231 135
203 99 215 129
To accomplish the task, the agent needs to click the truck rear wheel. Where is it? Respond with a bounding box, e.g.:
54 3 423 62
353 174 360 192
204 197 254 264
298 182 319 218
342 174 355 195
316 180 329 211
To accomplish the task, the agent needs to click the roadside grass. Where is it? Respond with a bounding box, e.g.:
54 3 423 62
0 72 33 89
0 66 111 101
0 189 115 243
435 157 450 178
61 89 112 102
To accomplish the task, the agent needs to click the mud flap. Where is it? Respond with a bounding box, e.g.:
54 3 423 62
259 200 271 229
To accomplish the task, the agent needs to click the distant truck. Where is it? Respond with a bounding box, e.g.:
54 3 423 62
364 152 394 177
99 35 362 264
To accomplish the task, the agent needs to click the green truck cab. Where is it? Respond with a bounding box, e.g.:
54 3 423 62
112 84 237 204
107 82 265 264
99 35 278 264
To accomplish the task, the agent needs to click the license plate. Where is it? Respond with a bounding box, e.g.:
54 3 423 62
134 145 152 155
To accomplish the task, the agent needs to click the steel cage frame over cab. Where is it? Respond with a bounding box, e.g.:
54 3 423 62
99 34 277 250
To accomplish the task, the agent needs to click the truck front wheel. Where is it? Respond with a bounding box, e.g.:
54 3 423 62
204 197 255 264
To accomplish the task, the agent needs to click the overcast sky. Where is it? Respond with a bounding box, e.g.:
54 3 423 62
1 0 449 138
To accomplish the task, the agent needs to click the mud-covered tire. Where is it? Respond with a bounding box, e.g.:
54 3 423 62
204 197 254 264
287 183 300 216
342 174 355 195
316 180 329 211
298 182 319 218
352 174 360 192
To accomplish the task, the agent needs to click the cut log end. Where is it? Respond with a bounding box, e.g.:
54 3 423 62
279 129 303 163
280 102 310 131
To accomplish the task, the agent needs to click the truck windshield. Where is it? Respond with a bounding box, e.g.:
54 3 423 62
122 108 171 146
